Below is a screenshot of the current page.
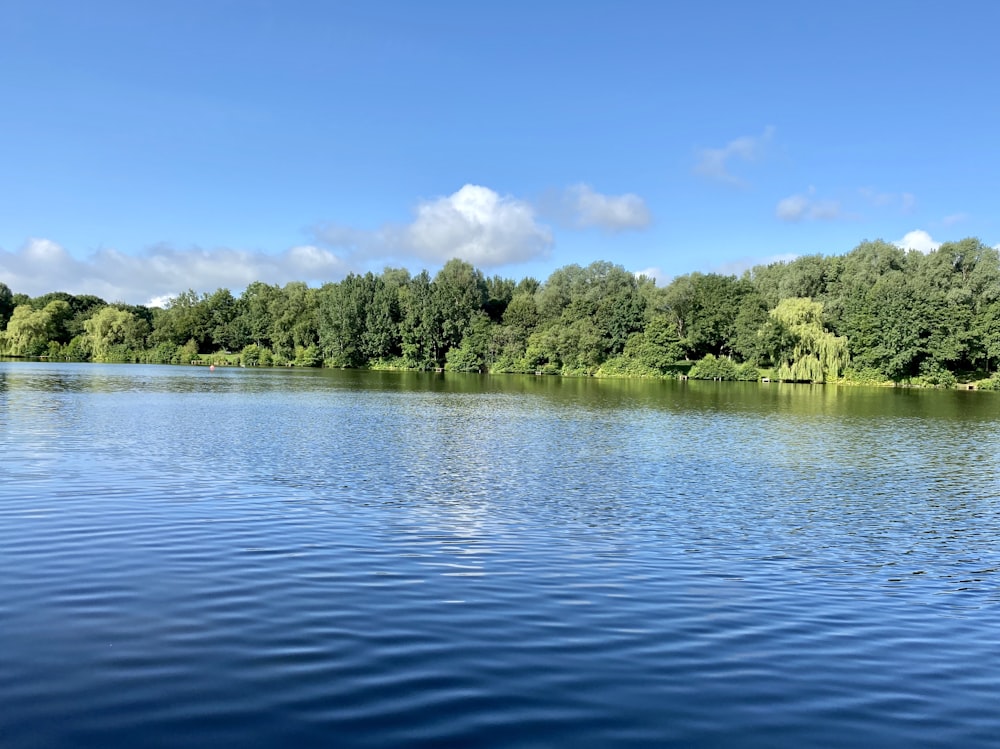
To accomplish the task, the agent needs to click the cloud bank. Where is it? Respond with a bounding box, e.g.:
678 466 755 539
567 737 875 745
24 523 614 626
319 183 651 265
3 183 652 305
0 239 348 306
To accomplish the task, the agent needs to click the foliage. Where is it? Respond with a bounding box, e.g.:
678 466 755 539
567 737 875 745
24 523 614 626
975 374 1000 391
146 342 182 364
734 361 761 381
914 360 957 388
765 298 848 383
841 366 894 386
688 354 738 380
687 354 757 381
5 235 1000 389
660 273 748 358
294 345 321 367
240 343 264 367
0 282 14 328
84 306 142 361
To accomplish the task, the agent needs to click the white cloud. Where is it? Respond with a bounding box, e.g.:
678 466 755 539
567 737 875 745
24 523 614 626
895 230 940 254
317 184 554 268
404 185 552 265
694 126 775 186
286 244 344 273
941 212 969 226
24 237 68 263
1 238 81 295
0 238 349 305
561 184 651 232
775 187 842 222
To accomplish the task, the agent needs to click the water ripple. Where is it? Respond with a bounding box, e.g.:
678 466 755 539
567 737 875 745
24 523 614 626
2 363 1000 747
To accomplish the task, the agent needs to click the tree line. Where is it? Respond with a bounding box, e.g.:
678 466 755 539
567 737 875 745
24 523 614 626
2 237 999 387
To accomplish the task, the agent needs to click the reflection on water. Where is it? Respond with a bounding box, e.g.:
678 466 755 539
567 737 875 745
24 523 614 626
2 361 1000 748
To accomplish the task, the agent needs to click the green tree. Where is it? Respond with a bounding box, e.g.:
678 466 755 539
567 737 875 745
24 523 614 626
2 304 52 356
765 298 849 383
446 311 494 372
237 281 280 348
152 290 212 349
688 353 739 380
363 273 402 362
318 275 368 367
0 282 13 327
484 275 516 322
661 273 750 359
615 314 684 374
203 288 240 351
433 259 488 361
964 243 1000 371
842 273 921 380
84 306 141 361
269 282 318 359
531 261 645 369
398 270 440 368
731 292 771 364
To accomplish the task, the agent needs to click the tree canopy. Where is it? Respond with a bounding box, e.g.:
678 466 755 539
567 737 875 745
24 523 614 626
3 237 1000 387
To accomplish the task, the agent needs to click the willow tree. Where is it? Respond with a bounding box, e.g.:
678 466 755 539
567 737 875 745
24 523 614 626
84 306 140 361
1 301 70 357
766 298 848 383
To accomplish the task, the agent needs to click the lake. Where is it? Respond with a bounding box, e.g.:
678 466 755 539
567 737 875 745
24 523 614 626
2 361 999 747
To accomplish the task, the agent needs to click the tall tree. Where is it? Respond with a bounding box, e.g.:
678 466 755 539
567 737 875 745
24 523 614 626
237 281 280 349
269 282 318 359
1 301 69 356
662 273 748 358
203 288 240 351
765 298 848 383
84 306 141 361
0 282 13 327
432 259 488 360
318 275 368 367
362 273 401 362
398 270 440 368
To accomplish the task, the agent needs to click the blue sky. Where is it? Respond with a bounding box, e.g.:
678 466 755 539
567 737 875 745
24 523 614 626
1 0 997 305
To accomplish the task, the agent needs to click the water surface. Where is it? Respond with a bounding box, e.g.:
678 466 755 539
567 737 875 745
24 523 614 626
2 362 999 747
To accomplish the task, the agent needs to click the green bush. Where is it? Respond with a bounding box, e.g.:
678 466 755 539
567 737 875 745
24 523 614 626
843 366 892 385
688 354 739 380
916 361 957 388
63 335 92 361
294 344 321 367
734 361 760 381
445 344 483 372
240 343 262 366
975 375 1000 391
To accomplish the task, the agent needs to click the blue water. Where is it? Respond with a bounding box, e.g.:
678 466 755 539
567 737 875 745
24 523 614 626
2 362 999 747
